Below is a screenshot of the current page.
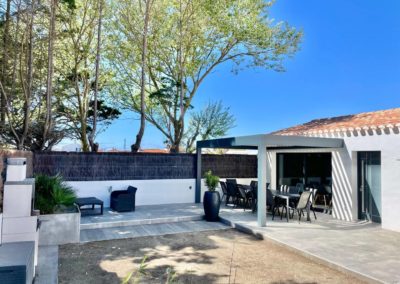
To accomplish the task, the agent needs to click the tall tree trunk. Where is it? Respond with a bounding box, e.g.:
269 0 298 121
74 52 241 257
0 0 11 128
131 0 151 152
19 0 36 149
89 0 103 152
80 122 90 152
42 0 58 150
178 0 184 151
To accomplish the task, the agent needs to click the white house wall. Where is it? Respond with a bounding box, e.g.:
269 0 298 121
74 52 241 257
269 129 400 232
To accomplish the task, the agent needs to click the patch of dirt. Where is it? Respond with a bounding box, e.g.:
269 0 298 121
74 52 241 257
59 229 365 284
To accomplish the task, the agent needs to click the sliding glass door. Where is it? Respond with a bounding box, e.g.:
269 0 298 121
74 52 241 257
358 152 381 223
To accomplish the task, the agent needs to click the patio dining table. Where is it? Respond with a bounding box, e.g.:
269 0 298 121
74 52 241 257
270 189 301 222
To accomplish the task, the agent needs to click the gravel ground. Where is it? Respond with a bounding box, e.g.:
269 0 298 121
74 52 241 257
59 228 365 284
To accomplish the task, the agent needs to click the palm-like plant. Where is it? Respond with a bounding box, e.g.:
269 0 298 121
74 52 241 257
204 170 219 191
35 174 77 214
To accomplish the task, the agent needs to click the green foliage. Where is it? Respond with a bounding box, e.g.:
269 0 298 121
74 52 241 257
34 174 77 214
108 0 302 152
185 101 235 152
204 170 220 191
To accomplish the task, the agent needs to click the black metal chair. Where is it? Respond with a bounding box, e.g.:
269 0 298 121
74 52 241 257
250 181 258 212
219 181 228 202
110 186 138 212
267 188 281 220
237 184 252 210
225 181 237 206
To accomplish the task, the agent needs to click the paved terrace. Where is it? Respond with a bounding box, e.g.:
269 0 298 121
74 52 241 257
219 207 400 284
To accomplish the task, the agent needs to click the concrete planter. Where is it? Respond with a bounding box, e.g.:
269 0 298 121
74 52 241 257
39 211 80 245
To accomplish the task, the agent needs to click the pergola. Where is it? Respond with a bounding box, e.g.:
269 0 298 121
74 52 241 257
196 134 344 227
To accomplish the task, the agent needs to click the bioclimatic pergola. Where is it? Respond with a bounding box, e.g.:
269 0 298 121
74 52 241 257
196 134 344 227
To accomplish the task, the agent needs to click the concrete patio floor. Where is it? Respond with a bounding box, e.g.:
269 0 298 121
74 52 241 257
80 203 204 229
219 206 400 284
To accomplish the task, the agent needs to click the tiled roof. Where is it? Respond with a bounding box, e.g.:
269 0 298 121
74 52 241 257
139 148 169 153
272 107 400 136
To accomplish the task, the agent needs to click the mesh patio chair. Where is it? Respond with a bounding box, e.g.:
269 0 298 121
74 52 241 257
250 181 258 212
237 184 251 210
225 180 238 206
309 187 318 220
291 190 312 223
219 181 228 202
267 188 281 220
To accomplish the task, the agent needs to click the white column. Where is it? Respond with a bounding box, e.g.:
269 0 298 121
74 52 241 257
257 146 267 227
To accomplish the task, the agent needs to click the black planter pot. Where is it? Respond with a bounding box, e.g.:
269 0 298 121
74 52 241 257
203 191 221 222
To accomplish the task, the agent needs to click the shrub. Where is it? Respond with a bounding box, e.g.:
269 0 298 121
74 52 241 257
204 170 220 191
35 174 77 214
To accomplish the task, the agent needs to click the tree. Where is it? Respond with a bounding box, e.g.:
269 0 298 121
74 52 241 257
58 99 121 145
110 0 302 152
41 0 75 150
131 0 152 152
184 101 235 153
56 0 102 151
0 0 37 150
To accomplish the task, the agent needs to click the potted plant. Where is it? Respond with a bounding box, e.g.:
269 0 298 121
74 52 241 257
203 170 221 221
35 174 80 245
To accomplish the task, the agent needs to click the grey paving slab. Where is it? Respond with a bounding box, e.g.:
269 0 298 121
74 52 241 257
36 245 58 284
80 203 204 229
220 207 400 284
80 220 228 243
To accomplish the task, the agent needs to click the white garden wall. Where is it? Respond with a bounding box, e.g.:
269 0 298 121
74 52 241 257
69 177 257 207
68 179 196 207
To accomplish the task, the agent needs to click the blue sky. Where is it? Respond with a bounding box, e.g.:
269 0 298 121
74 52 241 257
95 0 400 150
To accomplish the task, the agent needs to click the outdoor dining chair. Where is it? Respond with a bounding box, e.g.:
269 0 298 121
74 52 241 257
225 180 238 206
237 184 251 210
219 181 228 202
267 189 281 220
290 190 312 223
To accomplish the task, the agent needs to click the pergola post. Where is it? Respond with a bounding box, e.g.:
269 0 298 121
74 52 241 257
195 145 202 203
257 145 267 227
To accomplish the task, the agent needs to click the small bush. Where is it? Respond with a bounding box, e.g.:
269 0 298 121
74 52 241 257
35 174 77 214
204 170 219 191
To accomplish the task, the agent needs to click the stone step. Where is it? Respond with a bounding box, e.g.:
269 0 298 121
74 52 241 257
80 214 204 230
80 220 228 243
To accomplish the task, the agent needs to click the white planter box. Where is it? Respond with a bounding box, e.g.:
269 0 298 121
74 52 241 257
39 212 81 245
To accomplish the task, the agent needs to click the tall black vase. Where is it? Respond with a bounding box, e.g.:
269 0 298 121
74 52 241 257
203 191 221 221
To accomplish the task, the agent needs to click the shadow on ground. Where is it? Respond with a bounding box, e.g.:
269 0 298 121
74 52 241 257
58 228 364 284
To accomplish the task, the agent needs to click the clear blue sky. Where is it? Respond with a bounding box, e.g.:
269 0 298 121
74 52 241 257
97 0 400 150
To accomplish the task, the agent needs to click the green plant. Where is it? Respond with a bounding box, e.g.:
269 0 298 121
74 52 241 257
122 256 178 284
34 174 77 214
122 255 148 284
204 170 219 191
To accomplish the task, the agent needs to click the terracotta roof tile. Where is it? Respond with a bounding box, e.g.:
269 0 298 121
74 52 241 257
272 107 400 136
